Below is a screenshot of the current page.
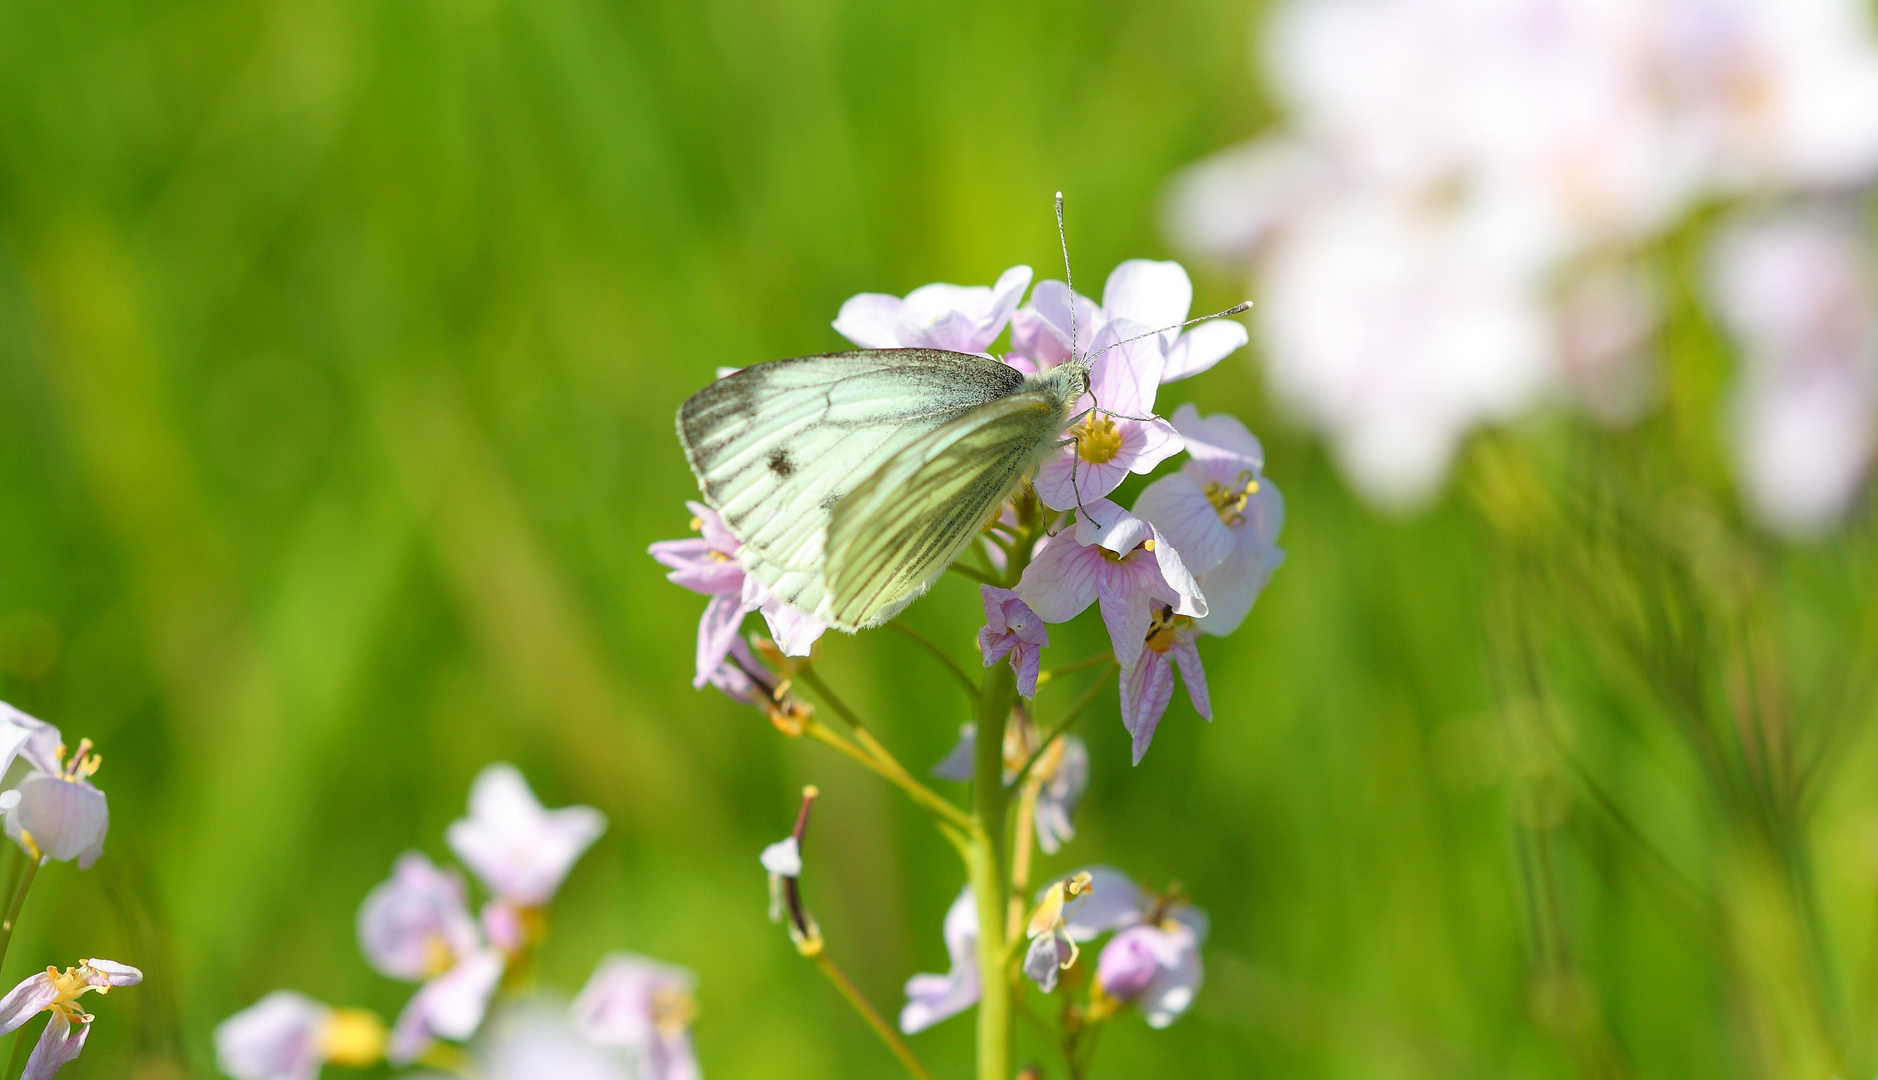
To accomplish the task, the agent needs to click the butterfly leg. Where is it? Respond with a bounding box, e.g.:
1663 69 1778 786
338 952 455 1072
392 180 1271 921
1055 436 1103 530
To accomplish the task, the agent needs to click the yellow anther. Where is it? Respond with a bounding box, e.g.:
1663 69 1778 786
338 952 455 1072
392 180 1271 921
1142 538 1155 551
1203 471 1259 525
421 934 456 979
1144 605 1191 655
1026 872 1094 939
320 1009 388 1066
1074 414 1123 465
689 516 704 531
652 985 698 1038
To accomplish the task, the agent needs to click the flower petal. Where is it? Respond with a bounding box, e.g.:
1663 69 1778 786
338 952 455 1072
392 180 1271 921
446 765 606 907
1133 474 1235 577
214 991 331 1080
1162 319 1249 383
930 725 976 782
573 953 697 1051
693 594 748 689
1169 632 1212 720
832 294 909 349
1053 866 1146 941
15 774 108 865
1015 533 1103 624
1121 649 1177 765
900 888 980 1034
1102 260 1193 349
0 975 58 1036
22 1010 87 1080
759 837 801 877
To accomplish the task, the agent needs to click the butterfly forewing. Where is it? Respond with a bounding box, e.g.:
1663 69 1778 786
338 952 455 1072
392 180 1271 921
823 392 1065 628
678 349 1027 625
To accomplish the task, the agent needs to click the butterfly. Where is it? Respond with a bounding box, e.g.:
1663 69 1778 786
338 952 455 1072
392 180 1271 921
678 347 1092 631
675 196 1247 633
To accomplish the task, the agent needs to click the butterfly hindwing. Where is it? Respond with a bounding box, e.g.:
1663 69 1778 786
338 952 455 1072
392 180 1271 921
823 391 1066 628
678 349 1027 625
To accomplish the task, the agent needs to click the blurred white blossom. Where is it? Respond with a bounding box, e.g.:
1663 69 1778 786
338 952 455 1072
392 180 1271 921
1708 205 1878 533
214 992 386 1080
1170 0 1878 513
446 763 606 908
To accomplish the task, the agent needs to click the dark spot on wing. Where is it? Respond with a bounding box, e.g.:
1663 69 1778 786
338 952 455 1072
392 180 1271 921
820 491 843 511
768 448 795 477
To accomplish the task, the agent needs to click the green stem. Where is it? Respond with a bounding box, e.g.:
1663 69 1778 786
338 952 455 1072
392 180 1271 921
947 562 999 586
0 855 41 975
2 1017 31 1080
1033 651 1114 689
811 951 937 1080
888 620 979 697
971 661 1019 1080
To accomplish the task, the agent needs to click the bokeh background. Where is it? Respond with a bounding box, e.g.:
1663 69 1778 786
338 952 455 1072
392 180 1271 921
2 0 1877 1077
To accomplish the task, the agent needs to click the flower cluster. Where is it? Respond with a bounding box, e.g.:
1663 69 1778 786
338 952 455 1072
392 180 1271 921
900 868 1207 1034
659 258 1286 764
0 702 137 1080
1169 0 1878 524
215 764 699 1080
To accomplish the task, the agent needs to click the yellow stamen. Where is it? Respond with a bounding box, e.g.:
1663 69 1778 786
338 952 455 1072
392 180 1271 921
1143 605 1191 655
1074 414 1123 465
689 516 704 531
421 934 456 979
320 1009 388 1066
652 985 699 1038
1203 470 1259 525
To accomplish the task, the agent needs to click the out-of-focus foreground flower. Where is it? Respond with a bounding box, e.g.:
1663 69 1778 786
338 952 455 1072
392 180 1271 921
1169 0 1878 525
214 992 385 1080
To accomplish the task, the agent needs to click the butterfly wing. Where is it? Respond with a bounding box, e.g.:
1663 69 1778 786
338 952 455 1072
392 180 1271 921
678 349 1027 626
823 390 1067 628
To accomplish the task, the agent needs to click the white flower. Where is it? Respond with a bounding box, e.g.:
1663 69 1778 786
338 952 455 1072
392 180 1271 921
1257 188 1554 506
0 958 140 1080
900 887 979 1034
214 992 387 1080
356 852 503 1063
445 764 606 907
1708 205 1878 533
484 1001 634 1080
1664 0 1878 193
833 266 1033 354
0 707 108 869
572 954 701 1080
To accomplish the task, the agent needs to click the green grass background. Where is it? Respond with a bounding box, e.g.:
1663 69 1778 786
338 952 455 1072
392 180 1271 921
0 0 1875 1076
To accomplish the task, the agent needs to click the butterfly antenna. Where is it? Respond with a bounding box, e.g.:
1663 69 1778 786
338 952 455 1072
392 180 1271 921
1083 302 1253 366
1056 192 1077 366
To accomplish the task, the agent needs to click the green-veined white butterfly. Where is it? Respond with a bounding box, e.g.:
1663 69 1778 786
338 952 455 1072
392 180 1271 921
676 197 1247 632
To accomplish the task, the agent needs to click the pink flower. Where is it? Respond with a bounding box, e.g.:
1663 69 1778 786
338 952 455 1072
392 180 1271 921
650 504 828 684
215 992 387 1080
0 958 141 1080
355 853 502 1063
1011 259 1249 382
1043 866 1209 1028
977 587 1048 697
1095 922 1204 1028
1707 205 1878 534
446 764 606 908
1014 499 1206 674
572 954 701 1080
1119 606 1211 764
1133 406 1286 637
900 887 979 1034
833 266 1033 354
1031 322 1185 512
